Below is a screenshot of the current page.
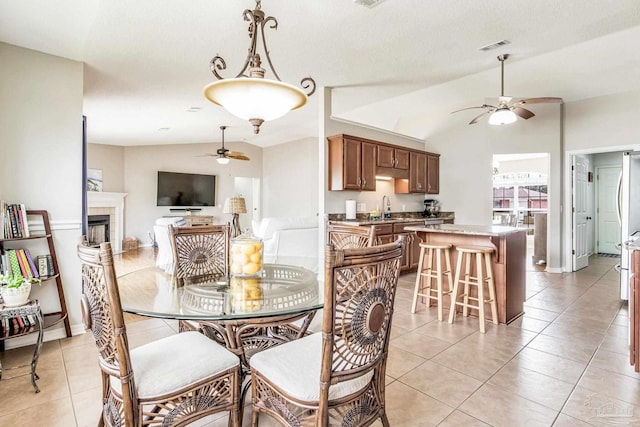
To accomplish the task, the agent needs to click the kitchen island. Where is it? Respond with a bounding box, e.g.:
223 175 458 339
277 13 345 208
405 224 527 324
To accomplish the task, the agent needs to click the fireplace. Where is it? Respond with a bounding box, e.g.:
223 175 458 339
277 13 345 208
88 214 110 247
87 191 127 252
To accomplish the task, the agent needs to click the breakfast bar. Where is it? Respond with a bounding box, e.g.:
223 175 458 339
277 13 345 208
405 224 527 324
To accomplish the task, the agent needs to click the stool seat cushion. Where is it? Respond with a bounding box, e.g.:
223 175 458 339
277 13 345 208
455 245 494 253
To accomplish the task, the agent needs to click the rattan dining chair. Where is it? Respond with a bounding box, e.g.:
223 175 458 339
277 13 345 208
326 223 376 249
169 223 231 286
249 237 405 427
77 239 241 427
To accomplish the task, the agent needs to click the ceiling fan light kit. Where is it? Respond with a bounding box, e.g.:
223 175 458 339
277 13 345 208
452 53 563 126
204 125 251 164
203 0 315 134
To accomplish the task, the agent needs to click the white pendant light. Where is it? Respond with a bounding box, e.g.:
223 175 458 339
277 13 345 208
203 0 315 134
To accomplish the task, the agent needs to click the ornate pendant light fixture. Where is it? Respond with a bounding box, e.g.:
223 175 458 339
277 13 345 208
203 0 316 134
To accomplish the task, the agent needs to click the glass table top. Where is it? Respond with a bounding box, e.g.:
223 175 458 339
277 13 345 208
117 264 323 321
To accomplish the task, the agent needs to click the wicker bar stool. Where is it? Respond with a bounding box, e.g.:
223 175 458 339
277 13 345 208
411 242 453 321
448 245 498 333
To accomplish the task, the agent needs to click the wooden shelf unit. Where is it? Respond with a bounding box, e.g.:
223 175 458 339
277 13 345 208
0 210 71 341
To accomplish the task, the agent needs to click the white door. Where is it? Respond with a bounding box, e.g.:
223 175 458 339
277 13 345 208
597 166 622 255
573 155 589 270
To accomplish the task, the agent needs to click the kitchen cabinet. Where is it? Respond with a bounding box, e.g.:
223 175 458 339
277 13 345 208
328 135 376 191
406 152 439 194
370 222 422 272
426 153 439 194
377 145 409 178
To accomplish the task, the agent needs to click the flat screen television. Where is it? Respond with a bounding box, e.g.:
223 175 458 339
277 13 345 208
156 171 216 207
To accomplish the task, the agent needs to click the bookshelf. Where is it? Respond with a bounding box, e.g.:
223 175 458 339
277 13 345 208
0 209 71 343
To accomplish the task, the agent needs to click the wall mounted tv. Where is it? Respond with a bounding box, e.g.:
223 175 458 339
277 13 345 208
156 171 216 207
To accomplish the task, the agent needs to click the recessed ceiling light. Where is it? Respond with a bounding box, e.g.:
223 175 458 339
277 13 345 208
478 40 511 51
353 0 388 8
158 127 171 132
186 107 201 112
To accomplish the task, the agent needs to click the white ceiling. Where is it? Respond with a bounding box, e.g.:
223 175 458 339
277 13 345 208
2 0 640 148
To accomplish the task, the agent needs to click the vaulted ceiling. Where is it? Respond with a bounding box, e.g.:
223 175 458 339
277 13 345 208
2 0 640 147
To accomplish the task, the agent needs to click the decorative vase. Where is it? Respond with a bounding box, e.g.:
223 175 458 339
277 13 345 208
229 230 263 278
1 281 32 307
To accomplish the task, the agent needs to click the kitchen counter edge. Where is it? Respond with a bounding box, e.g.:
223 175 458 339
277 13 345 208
405 224 526 237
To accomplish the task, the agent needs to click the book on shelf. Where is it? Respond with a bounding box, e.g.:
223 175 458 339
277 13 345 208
7 250 22 277
24 248 39 278
0 201 30 239
36 254 54 277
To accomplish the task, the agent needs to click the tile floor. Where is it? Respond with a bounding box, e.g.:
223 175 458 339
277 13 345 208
1 246 639 426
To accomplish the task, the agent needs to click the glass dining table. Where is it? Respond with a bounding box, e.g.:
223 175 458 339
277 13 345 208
117 263 323 369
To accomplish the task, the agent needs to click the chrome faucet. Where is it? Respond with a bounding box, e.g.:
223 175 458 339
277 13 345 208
382 195 392 219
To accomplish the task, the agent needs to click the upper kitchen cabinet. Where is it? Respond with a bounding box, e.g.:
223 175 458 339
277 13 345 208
409 151 428 193
376 145 409 178
426 153 439 194
328 135 376 191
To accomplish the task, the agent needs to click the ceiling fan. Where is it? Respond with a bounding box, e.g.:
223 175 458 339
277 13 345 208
451 54 563 125
203 126 250 164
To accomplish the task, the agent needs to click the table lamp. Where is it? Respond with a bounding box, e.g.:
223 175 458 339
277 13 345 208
223 196 247 237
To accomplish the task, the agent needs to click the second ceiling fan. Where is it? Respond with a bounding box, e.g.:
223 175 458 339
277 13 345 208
204 126 250 164
452 54 562 125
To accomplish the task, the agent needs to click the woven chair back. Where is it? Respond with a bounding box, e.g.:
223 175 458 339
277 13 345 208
169 224 230 285
77 238 139 422
321 236 404 389
326 223 376 249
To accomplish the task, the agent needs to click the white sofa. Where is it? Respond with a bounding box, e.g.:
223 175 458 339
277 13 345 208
154 217 187 273
251 217 319 274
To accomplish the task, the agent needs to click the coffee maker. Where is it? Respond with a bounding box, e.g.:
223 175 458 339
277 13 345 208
422 199 439 218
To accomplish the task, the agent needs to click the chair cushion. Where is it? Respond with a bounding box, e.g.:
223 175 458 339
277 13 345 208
110 331 239 398
249 332 373 402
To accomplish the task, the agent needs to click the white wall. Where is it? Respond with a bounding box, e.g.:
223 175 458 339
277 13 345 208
426 103 564 270
87 143 124 192
119 142 263 245
0 43 84 340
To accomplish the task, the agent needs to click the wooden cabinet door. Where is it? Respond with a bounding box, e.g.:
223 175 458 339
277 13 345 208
409 152 427 193
343 138 363 190
394 232 412 271
377 145 395 168
426 154 439 194
395 148 410 170
361 141 376 191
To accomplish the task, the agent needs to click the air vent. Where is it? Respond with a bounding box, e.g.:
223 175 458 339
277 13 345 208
478 40 511 51
353 0 388 8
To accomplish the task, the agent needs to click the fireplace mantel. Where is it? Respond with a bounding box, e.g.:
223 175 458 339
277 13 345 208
87 192 127 252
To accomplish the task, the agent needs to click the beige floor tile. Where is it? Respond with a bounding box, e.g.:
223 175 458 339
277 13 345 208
599 329 631 356
521 306 561 322
459 383 558 427
412 315 478 343
399 360 482 407
386 346 426 379
439 410 492 426
384 380 454 426
487 362 575 411
509 315 550 333
0 396 77 427
589 347 640 380
526 333 599 364
552 413 594 426
577 365 640 407
431 340 515 382
71 386 103 427
390 330 452 359
0 364 69 414
561 385 640 426
509 347 587 385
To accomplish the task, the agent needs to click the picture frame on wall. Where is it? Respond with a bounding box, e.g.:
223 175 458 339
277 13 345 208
87 169 103 192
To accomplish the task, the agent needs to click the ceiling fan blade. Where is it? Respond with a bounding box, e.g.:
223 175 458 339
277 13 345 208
451 104 495 114
227 151 250 161
515 97 563 106
469 110 492 125
198 153 218 157
513 107 535 119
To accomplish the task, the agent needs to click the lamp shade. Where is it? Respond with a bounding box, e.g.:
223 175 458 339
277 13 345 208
203 78 308 122
216 157 230 165
223 197 247 214
488 108 517 125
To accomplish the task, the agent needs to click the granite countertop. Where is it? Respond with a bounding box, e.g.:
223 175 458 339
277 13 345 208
330 218 445 226
405 223 526 237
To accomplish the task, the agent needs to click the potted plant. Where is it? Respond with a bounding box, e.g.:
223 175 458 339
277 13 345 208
0 274 41 307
